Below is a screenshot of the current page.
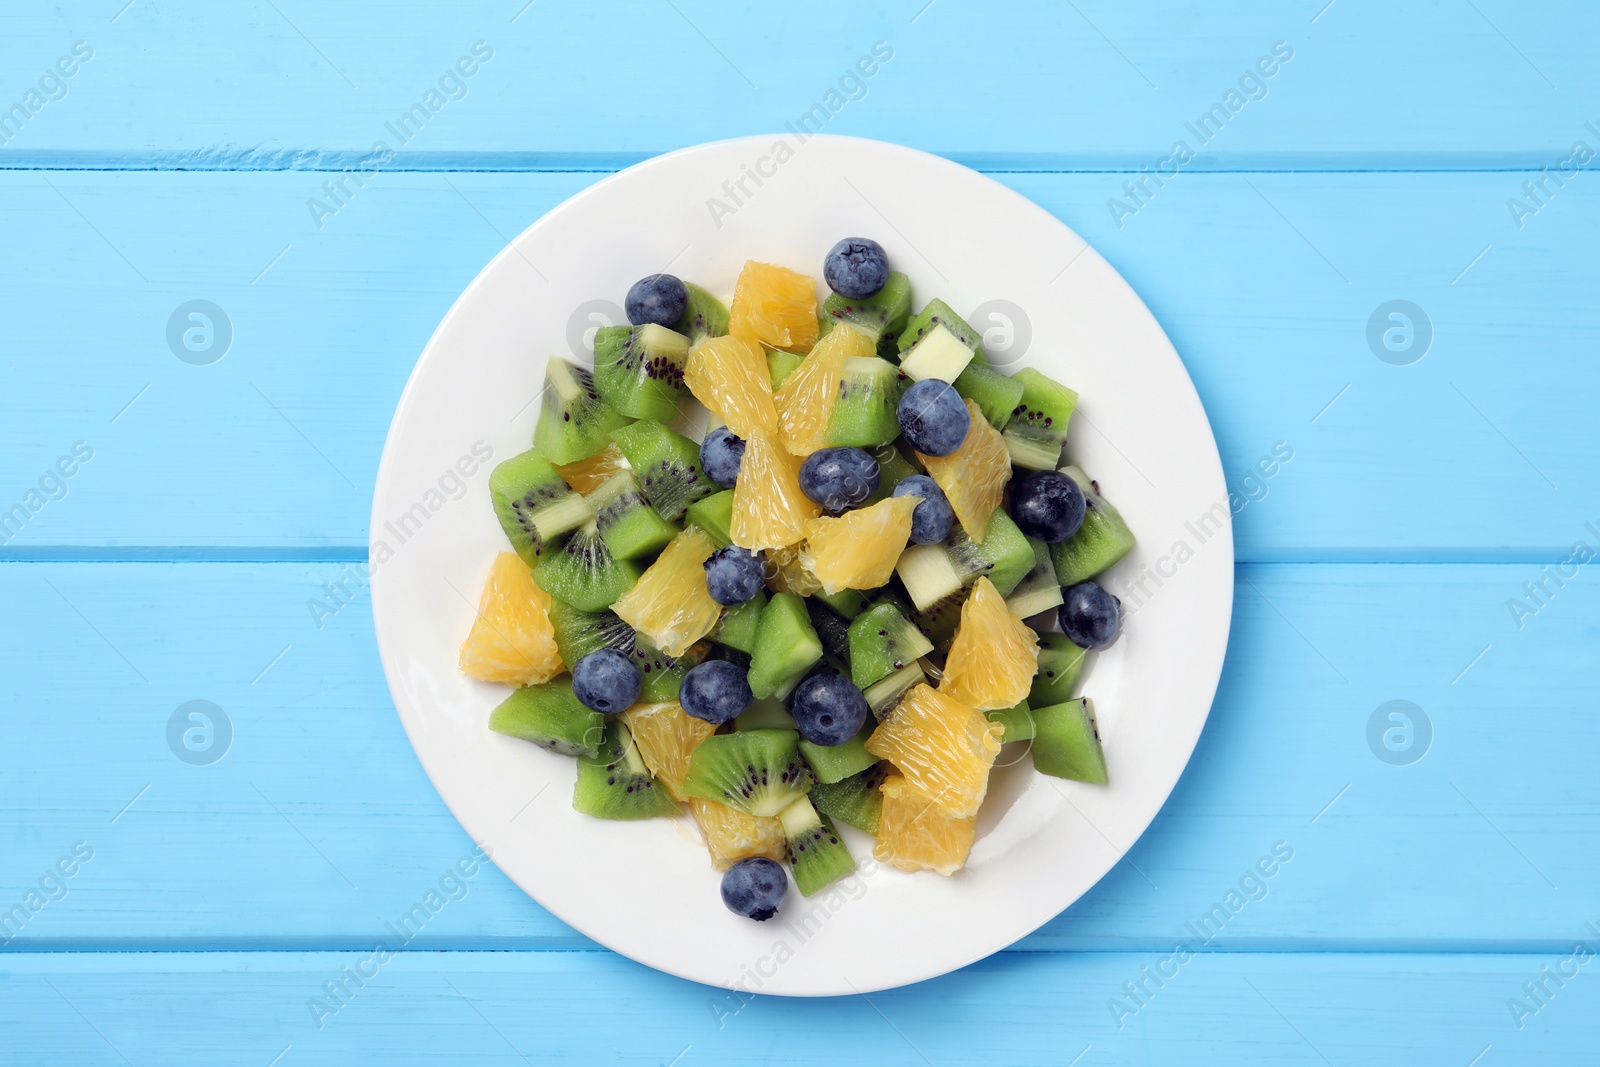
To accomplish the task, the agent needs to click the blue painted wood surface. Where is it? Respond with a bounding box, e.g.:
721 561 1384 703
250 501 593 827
2 2 1597 1063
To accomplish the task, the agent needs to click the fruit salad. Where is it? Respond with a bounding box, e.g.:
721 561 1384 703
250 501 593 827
458 238 1136 922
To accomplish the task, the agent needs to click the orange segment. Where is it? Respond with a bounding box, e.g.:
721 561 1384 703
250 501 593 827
865 682 1002 818
765 542 822 597
613 527 723 656
874 774 978 876
622 701 716 801
773 324 874 455
685 334 778 439
917 398 1012 541
458 552 564 685
729 260 819 352
801 496 918 594
940 577 1040 710
730 431 821 550
552 443 628 496
690 797 788 870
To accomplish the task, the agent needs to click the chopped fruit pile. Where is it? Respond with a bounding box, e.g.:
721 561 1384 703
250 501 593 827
459 237 1137 923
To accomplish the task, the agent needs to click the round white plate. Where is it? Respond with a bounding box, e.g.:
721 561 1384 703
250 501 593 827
371 135 1232 996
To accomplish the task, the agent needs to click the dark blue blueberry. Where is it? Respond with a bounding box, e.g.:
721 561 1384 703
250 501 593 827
570 648 642 714
789 672 869 747
625 273 689 328
798 447 879 513
897 379 970 457
891 474 955 545
699 426 746 488
679 659 754 725
1007 470 1086 544
703 546 766 606
720 856 787 921
1059 582 1121 650
823 237 890 300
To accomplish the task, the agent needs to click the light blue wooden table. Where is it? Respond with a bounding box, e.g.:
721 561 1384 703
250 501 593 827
3 2 1597 1062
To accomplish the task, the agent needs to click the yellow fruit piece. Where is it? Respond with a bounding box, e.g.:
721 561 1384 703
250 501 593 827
458 552 564 685
729 260 819 352
766 542 822 597
874 774 978 876
940 577 1041 710
685 334 778 439
689 798 788 870
773 324 875 455
801 496 918 594
622 701 716 801
552 443 628 496
917 398 1012 541
730 431 821 550
613 527 723 656
865 683 1002 819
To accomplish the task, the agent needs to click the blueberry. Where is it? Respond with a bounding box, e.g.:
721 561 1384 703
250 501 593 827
720 856 787 921
703 546 766 606
891 474 955 545
625 273 689 328
798 447 879 513
823 237 890 300
700 426 746 488
570 648 642 714
789 672 869 747
1059 582 1121 650
897 379 970 457
1007 470 1086 543
679 660 754 725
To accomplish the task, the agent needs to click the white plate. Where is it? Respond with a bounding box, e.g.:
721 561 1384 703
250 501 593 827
371 135 1232 996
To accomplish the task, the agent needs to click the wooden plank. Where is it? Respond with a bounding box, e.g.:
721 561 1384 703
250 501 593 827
0 171 1595 555
2 561 1594 950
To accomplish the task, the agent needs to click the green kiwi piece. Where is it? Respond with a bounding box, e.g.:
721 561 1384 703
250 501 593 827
954 361 1024 430
810 761 888 834
848 601 935 690
489 448 594 566
779 795 855 897
735 698 796 731
546 599 635 670
1006 539 1065 620
633 637 705 703
588 469 679 559
610 420 719 522
946 509 1036 597
711 589 766 655
573 718 681 820
806 599 853 674
1031 698 1108 784
985 699 1035 744
814 587 869 620
820 271 912 345
897 298 988 365
685 490 735 548
747 593 823 699
1031 632 1088 707
824 356 905 448
533 357 632 465
532 521 643 613
863 442 923 504
911 590 965 653
681 729 813 817
1051 467 1136 584
1004 368 1079 470
864 661 925 716
489 678 607 757
799 722 878 785
766 349 804 390
592 323 691 421
674 282 730 345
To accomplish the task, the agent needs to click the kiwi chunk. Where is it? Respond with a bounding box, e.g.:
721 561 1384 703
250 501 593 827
863 443 923 505
546 599 635 670
945 509 1035 597
1031 632 1088 706
824 356 905 448
799 722 878 785
807 599 853 673
779 795 855 897
712 589 766 654
681 729 813 817
1051 467 1135 585
489 448 594 567
1031 698 1108 784
674 282 730 345
897 298 986 363
814 587 869 620
532 521 643 613
633 637 705 702
533 357 632 465
911 589 965 653
588 469 679 559
610 420 719 522
572 718 681 819
1006 539 1065 620
848 602 935 690
735 698 796 731
985 700 1035 744
747 593 824 699
592 323 691 421
685 490 735 547
821 271 912 344
489 678 607 757
1004 368 1079 470
766 349 804 390
954 361 1024 430
863 661 925 716
810 761 888 834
